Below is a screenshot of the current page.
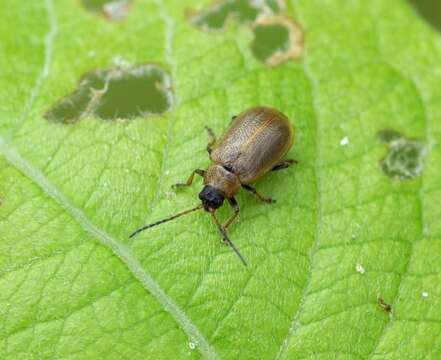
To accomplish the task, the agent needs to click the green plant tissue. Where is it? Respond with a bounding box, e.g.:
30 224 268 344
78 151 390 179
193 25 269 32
0 0 440 359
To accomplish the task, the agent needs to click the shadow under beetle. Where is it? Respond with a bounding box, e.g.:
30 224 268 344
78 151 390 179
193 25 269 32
130 106 296 266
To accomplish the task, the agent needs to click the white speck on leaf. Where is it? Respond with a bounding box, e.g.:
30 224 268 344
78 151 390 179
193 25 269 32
422 291 429 298
112 55 131 69
356 263 365 274
165 191 175 199
340 136 349 146
103 0 130 21
189 341 196 350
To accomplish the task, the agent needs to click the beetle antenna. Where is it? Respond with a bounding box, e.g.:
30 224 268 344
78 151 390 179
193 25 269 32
210 212 248 266
129 204 203 238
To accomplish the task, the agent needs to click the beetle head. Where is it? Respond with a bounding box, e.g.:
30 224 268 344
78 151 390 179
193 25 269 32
199 185 225 211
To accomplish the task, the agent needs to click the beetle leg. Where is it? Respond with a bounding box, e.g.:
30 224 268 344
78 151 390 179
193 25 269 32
223 197 240 231
172 169 205 189
205 126 216 154
242 184 276 204
271 159 298 171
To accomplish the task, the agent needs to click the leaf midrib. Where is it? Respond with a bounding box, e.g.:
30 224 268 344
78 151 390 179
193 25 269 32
0 135 220 359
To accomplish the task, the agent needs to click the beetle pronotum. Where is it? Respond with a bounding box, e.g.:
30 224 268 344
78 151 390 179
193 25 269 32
130 106 296 266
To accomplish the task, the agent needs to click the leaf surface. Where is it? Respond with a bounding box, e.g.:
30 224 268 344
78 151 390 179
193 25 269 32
0 0 440 359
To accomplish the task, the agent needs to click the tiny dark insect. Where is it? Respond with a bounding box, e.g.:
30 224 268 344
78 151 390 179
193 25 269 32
378 297 392 313
130 106 296 266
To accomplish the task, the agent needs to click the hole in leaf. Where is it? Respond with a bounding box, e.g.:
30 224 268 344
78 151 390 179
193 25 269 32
251 16 304 65
378 130 426 180
190 0 283 31
188 1 302 66
82 0 132 21
252 23 290 61
45 64 173 123
408 0 441 32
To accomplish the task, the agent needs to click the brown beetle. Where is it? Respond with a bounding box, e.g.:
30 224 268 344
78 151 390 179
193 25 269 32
130 106 295 266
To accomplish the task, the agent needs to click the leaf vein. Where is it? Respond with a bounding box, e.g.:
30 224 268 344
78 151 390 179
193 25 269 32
274 55 323 360
8 0 57 138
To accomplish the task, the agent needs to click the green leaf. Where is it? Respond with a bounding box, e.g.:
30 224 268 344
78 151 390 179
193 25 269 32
1 0 440 359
